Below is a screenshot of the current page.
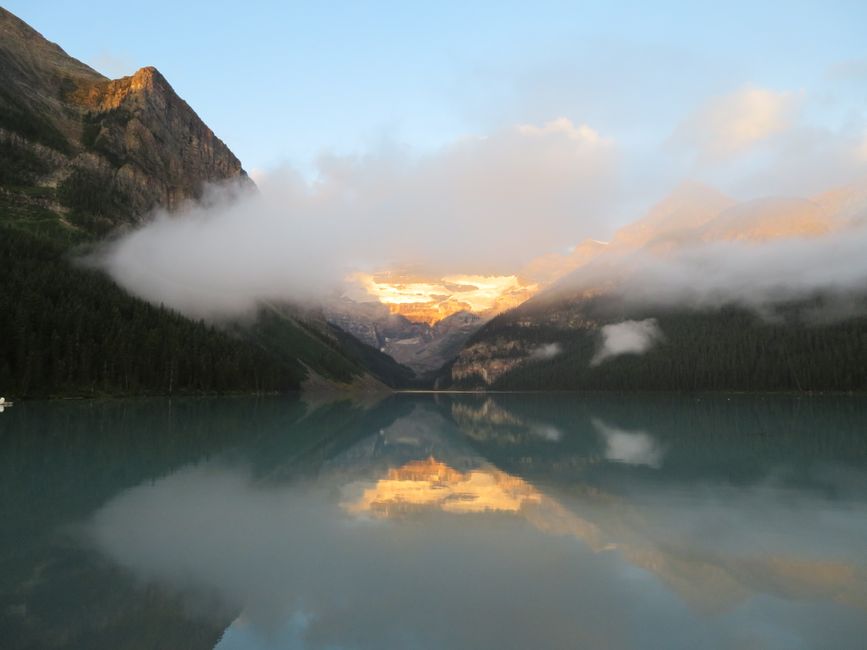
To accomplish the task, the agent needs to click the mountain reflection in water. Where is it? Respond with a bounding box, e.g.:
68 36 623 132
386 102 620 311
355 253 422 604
2 394 867 649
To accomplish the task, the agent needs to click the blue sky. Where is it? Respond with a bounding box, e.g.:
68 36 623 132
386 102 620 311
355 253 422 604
8 0 867 178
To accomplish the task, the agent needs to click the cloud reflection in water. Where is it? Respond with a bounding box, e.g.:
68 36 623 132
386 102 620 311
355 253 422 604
84 400 867 650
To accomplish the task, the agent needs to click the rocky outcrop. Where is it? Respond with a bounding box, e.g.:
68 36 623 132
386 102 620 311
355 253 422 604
70 66 250 216
0 8 250 230
450 339 537 386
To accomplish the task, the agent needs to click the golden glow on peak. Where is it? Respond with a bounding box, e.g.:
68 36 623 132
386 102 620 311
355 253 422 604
343 457 542 517
353 273 538 325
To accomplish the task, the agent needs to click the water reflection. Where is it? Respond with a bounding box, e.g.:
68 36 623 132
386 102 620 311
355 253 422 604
593 418 666 468
2 394 867 648
342 457 543 516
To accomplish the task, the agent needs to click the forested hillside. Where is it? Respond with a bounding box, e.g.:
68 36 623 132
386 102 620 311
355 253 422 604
0 225 294 396
441 299 867 392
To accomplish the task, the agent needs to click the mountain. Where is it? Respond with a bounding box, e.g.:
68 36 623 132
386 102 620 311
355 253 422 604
386 310 483 375
613 181 735 248
439 183 867 392
324 298 483 377
0 8 249 232
0 8 408 397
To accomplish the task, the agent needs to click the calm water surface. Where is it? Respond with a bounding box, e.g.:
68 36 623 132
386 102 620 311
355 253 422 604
2 393 867 649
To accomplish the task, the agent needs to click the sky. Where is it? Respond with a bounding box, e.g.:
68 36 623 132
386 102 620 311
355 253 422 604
8 0 867 186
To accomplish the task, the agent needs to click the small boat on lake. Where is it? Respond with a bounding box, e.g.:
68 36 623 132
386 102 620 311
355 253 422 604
0 397 12 412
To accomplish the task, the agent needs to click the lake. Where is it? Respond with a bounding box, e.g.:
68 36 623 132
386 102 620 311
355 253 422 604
2 393 867 649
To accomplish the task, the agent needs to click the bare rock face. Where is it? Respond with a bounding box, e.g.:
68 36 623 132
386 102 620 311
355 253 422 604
323 299 485 377
390 310 483 376
72 66 251 215
450 339 534 386
0 8 250 229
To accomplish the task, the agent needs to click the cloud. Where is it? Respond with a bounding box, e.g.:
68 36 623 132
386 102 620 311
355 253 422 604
725 123 867 198
98 119 618 319
673 86 799 159
545 181 867 321
353 273 537 320
529 342 562 361
592 418 665 468
591 319 663 366
615 220 867 319
516 117 603 144
667 84 867 197
95 83 867 324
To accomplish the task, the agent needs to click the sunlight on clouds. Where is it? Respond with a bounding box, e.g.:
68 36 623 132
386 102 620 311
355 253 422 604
100 118 615 319
675 86 798 158
353 272 538 324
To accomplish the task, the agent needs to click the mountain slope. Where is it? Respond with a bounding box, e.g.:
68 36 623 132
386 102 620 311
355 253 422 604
0 8 406 397
0 226 302 396
440 184 867 392
0 7 249 231
324 299 483 377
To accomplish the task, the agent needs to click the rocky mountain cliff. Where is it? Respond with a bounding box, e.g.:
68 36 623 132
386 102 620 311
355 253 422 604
0 7 249 232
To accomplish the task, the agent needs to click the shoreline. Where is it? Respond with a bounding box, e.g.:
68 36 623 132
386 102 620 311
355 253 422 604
6 388 867 403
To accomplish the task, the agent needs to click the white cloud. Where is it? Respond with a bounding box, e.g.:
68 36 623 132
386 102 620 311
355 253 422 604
530 343 562 361
591 319 663 366
99 119 618 319
517 117 603 144
673 86 799 159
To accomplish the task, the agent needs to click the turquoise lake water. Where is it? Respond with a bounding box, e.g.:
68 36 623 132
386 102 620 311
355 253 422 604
2 393 867 649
